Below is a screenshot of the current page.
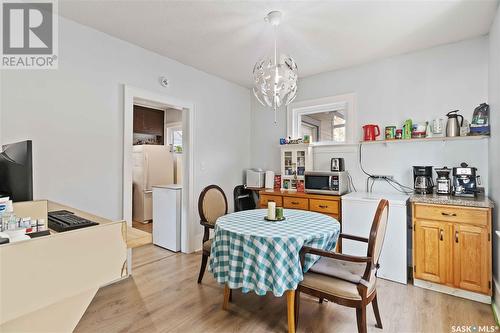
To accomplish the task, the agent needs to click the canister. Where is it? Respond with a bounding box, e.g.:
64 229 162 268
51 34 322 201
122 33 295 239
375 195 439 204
385 126 396 140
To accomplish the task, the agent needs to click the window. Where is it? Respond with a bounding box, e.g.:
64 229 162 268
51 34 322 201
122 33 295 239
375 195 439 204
301 122 318 142
287 93 355 144
172 129 182 147
167 126 183 153
300 110 346 143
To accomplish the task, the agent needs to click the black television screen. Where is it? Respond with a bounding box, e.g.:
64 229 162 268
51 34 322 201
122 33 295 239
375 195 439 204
0 140 33 202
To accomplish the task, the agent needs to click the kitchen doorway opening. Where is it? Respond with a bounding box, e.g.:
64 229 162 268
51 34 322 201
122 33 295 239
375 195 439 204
123 85 195 274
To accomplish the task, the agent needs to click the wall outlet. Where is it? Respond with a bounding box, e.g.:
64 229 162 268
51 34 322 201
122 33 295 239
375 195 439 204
371 175 394 180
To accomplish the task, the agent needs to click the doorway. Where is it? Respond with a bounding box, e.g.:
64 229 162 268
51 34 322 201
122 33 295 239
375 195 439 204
123 85 195 274
131 104 183 234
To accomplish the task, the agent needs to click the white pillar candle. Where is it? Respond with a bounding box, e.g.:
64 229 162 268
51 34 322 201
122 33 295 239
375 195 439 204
267 202 276 220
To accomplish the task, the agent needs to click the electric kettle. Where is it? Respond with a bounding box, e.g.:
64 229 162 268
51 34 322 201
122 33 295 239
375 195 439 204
362 124 380 141
445 110 464 137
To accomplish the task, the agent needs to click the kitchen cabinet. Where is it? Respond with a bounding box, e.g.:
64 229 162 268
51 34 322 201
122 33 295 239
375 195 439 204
259 190 340 220
259 190 341 251
260 194 283 207
414 220 452 284
133 105 165 143
453 223 490 294
280 145 312 190
412 202 492 302
309 199 339 215
283 197 309 210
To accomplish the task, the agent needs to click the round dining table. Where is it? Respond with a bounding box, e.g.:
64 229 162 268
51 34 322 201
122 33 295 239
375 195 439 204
208 208 341 333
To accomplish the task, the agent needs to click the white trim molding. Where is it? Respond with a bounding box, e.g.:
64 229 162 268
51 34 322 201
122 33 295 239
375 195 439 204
123 85 196 270
287 93 357 144
493 278 500 324
414 278 492 304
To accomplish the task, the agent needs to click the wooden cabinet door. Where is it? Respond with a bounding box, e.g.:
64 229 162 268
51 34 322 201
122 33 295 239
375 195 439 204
259 195 283 208
414 220 451 284
453 224 491 294
283 197 309 210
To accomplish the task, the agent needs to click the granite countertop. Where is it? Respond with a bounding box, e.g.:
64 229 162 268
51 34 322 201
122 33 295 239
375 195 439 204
410 192 494 208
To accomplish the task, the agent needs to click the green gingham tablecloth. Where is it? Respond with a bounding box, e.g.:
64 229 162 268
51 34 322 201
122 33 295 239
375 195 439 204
208 208 340 297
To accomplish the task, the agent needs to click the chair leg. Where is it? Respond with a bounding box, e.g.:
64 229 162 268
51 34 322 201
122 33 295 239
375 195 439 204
319 297 324 304
197 254 208 284
294 289 300 329
222 284 231 310
229 289 233 302
356 305 367 333
372 294 383 329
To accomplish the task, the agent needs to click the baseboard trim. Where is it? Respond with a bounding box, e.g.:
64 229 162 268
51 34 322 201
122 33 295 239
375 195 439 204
414 279 491 304
492 279 500 325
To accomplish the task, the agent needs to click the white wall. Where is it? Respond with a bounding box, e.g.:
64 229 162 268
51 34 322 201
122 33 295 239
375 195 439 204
0 17 251 228
165 108 182 125
488 4 500 314
251 37 489 194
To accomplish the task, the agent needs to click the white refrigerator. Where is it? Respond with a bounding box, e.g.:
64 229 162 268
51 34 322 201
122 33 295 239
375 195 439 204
341 192 409 284
132 145 174 223
153 185 182 252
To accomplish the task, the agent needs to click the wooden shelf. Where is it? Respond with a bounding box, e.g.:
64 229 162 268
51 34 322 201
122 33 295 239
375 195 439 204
360 135 489 145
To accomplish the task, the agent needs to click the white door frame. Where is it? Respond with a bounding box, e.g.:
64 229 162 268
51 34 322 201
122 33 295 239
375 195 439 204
123 85 195 272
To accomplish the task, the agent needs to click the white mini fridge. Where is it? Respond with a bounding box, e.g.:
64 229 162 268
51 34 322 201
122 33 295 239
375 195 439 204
152 185 182 252
341 192 409 284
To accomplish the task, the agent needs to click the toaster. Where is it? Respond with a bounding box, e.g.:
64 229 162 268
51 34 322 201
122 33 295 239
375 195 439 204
246 169 265 188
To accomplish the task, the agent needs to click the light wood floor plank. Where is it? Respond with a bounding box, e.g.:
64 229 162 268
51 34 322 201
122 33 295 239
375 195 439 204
75 245 495 333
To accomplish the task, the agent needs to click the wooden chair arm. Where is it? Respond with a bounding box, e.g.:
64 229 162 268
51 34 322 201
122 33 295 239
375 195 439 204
301 246 372 264
338 233 368 243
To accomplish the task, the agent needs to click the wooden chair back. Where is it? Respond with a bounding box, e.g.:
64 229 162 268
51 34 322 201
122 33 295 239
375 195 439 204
363 199 390 281
198 185 228 226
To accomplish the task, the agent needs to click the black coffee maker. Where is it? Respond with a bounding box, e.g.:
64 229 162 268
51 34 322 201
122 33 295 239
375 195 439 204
452 163 481 197
413 166 434 194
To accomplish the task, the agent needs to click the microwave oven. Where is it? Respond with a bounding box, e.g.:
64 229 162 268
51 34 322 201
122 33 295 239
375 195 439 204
304 171 349 195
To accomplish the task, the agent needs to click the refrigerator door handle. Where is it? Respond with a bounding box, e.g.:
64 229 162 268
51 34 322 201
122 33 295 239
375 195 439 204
144 190 153 194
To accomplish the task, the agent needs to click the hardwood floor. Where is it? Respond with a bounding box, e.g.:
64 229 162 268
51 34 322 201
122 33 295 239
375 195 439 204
132 220 152 234
75 245 495 333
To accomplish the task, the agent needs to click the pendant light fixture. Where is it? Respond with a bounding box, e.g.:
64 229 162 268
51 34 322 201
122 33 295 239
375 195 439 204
253 11 298 123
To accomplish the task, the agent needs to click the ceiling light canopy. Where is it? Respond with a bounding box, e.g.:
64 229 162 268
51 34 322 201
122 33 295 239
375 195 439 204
253 11 298 123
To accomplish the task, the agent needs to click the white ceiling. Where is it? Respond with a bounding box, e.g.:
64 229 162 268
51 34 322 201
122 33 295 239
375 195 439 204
59 0 499 88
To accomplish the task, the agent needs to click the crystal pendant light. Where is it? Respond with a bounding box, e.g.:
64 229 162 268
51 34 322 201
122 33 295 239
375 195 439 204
253 11 298 123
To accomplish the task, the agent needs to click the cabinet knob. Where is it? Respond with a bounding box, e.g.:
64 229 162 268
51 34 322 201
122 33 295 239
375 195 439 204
440 229 444 241
319 205 328 209
291 201 300 205
455 231 459 243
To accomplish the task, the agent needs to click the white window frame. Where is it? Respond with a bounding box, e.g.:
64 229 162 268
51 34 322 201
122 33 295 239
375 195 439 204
166 122 182 146
286 93 356 145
